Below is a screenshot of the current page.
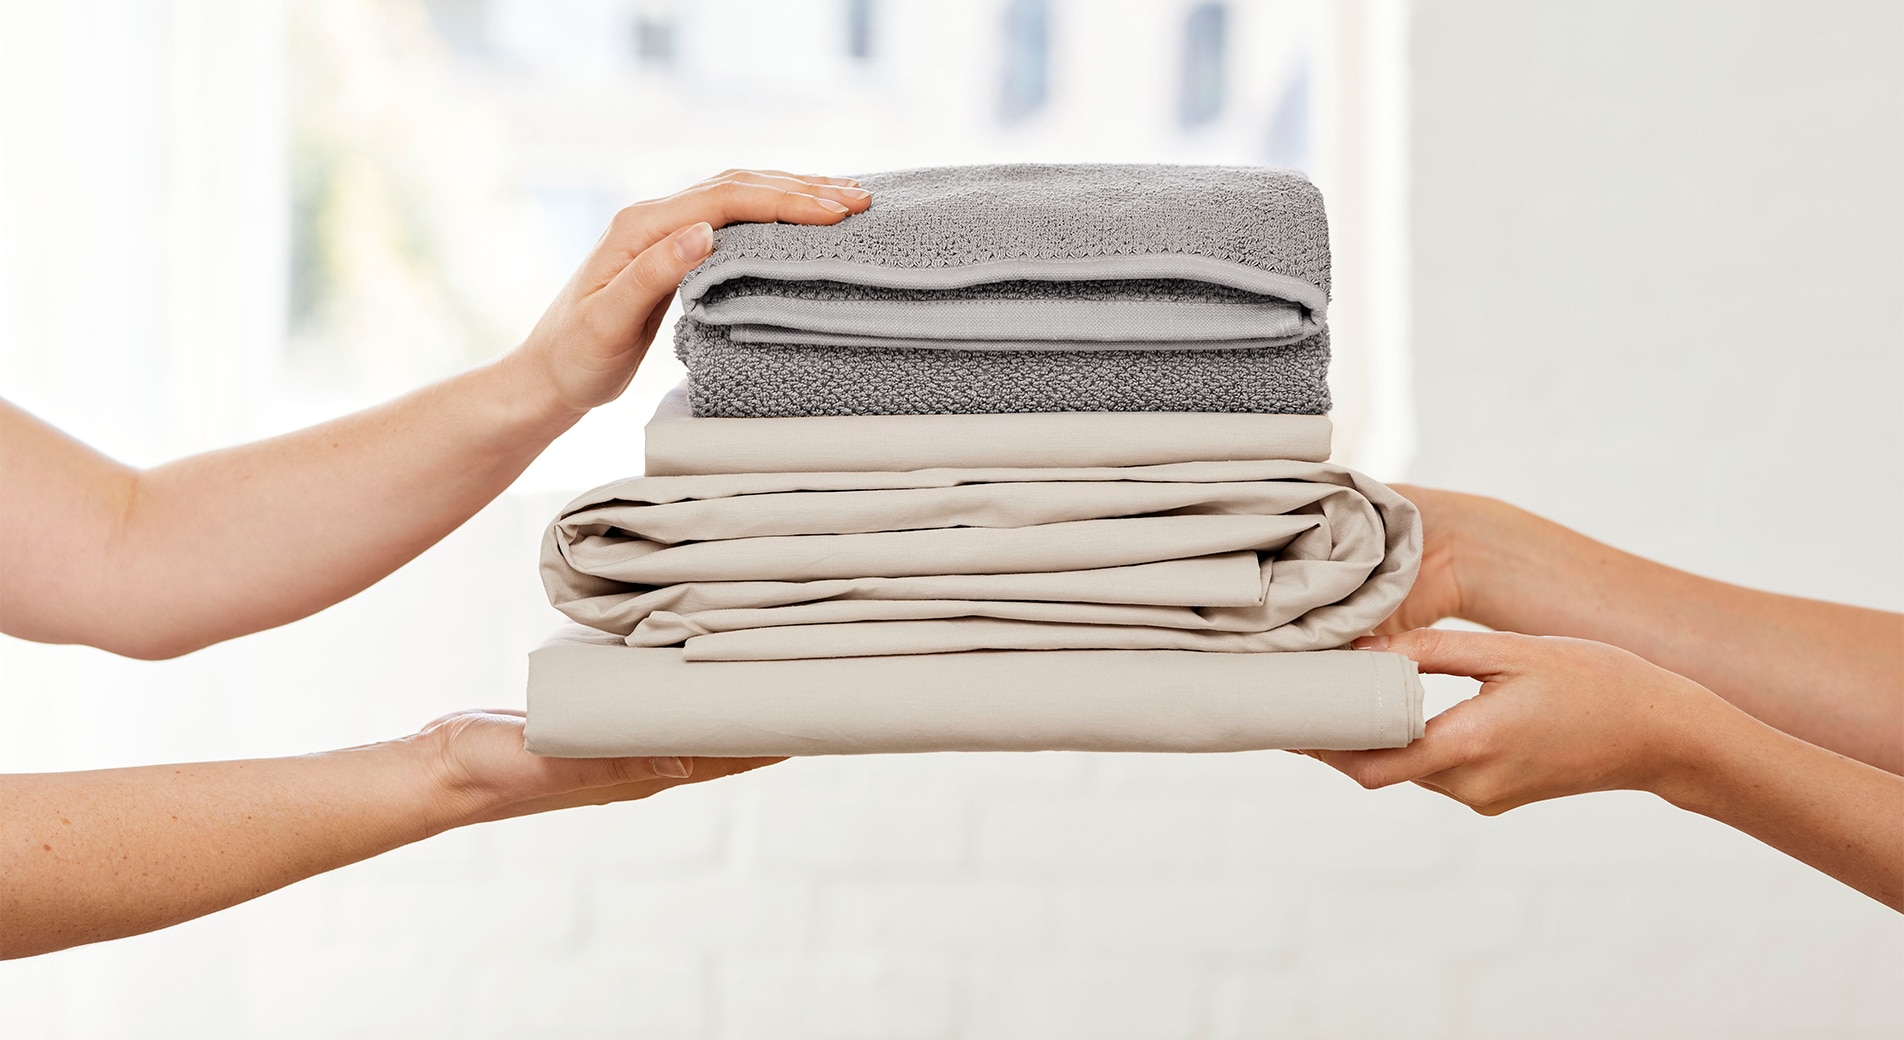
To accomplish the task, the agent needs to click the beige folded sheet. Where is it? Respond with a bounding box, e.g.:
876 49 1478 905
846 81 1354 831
542 460 1419 661
524 624 1425 756
642 384 1334 475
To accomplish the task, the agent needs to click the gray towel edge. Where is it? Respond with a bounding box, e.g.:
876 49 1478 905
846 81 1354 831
680 254 1330 319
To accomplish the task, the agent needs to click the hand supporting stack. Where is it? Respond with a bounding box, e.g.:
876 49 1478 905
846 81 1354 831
527 164 1427 757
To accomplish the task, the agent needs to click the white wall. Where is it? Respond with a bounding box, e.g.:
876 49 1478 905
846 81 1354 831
1404 0 1904 1033
3 2 1901 1037
1410 0 1904 604
0 0 285 464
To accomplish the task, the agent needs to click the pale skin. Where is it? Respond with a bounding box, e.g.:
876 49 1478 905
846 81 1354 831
1307 487 1904 911
0 170 873 959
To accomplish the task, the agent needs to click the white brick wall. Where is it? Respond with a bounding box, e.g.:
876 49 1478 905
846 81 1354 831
4 2 1902 1037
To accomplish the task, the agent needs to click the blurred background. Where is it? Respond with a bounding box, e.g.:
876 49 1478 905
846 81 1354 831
1 1 1899 1037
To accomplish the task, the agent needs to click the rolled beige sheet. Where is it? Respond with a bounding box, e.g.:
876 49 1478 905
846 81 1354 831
524 624 1425 757
541 460 1420 661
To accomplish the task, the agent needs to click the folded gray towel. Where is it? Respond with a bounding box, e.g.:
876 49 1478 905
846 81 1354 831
701 276 1311 350
678 163 1330 352
676 318 1332 417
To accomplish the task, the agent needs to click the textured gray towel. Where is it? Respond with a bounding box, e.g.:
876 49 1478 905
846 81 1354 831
642 383 1335 474
678 164 1330 352
676 319 1332 416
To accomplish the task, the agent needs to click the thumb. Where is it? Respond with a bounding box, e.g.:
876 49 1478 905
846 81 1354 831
1353 627 1533 681
563 754 784 792
536 753 694 791
1306 708 1476 789
601 220 714 317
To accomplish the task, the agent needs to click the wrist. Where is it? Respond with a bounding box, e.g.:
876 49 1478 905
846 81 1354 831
1642 686 1769 815
489 338 592 436
1456 496 1589 633
1440 492 1528 630
394 727 501 837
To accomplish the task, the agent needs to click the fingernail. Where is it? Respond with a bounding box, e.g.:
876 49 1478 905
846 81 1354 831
673 222 713 262
837 187 871 200
815 197 849 214
647 756 691 778
1352 635 1390 650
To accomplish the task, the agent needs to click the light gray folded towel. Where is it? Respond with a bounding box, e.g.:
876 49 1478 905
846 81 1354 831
677 163 1330 353
676 319 1332 416
699 276 1311 351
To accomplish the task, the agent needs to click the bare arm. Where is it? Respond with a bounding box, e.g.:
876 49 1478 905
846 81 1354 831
1311 629 1904 911
0 711 779 959
0 171 872 659
1382 486 1904 774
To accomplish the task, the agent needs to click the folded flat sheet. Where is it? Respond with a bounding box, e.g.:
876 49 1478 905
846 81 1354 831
643 383 1334 475
541 460 1419 661
524 624 1425 756
675 320 1332 416
677 164 1330 352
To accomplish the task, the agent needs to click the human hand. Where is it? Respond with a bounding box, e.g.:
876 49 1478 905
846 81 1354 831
1373 485 1580 636
407 709 783 829
1304 628 1723 814
1372 484 1486 634
512 169 872 418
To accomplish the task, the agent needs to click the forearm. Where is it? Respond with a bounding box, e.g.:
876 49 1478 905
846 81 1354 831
1654 700 1904 912
3 174 869 659
113 350 578 657
0 739 457 959
1459 497 1904 773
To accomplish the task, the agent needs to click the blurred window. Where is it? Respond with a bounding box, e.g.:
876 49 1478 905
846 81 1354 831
632 1 676 66
999 0 1050 123
3 0 1409 478
421 0 490 58
846 0 875 61
1263 61 1310 170
1179 2 1227 128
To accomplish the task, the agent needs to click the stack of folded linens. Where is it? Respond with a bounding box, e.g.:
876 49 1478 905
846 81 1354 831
526 164 1426 758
